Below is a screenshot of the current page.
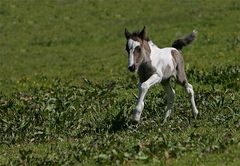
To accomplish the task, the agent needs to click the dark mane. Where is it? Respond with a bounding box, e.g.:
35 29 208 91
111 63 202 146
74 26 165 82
132 31 140 37
131 30 150 41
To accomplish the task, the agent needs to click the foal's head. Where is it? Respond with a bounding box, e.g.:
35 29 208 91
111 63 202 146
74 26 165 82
124 26 151 72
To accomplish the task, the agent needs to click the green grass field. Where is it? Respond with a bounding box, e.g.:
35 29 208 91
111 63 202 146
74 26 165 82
0 0 239 165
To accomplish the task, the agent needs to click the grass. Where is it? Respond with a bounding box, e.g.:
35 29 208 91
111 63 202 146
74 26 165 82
0 0 239 165
0 0 239 88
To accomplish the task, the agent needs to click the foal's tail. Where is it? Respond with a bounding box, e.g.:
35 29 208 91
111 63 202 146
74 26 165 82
172 30 197 50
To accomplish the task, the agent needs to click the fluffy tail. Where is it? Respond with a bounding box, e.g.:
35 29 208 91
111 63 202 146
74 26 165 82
172 30 197 50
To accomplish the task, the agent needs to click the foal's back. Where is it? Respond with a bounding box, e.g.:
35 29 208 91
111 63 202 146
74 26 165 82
149 45 178 80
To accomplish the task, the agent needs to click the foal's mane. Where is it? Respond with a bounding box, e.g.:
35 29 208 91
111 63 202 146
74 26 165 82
131 30 150 41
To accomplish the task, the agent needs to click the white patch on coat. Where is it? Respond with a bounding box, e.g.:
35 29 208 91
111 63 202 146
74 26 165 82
148 41 177 80
127 39 140 67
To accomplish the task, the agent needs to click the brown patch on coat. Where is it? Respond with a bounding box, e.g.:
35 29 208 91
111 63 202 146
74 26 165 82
136 40 154 83
171 50 178 69
138 61 156 83
142 40 151 54
133 46 143 65
171 50 188 86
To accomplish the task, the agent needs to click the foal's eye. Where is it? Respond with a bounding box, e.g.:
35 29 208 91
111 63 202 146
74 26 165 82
135 46 141 52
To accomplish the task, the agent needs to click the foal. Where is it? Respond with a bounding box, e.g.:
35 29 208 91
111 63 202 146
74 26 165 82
124 26 198 123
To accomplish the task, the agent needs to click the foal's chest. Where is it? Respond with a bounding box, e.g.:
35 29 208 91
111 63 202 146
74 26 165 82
138 62 156 83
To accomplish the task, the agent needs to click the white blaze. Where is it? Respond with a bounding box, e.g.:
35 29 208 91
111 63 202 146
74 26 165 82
127 39 140 67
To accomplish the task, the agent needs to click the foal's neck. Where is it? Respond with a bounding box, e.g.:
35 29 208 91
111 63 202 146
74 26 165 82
141 41 151 63
141 52 151 63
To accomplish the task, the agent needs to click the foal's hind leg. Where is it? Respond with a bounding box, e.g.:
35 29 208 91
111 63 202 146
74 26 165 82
184 83 198 118
177 78 198 118
162 80 175 123
175 55 198 118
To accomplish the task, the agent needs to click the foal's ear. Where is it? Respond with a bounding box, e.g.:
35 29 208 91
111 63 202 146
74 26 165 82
124 28 131 39
139 26 149 41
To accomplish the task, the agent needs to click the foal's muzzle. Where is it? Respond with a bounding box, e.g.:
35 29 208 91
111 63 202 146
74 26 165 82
128 65 136 72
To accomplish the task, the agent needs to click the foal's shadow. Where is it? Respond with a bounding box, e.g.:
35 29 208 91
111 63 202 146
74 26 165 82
109 110 129 132
109 109 140 132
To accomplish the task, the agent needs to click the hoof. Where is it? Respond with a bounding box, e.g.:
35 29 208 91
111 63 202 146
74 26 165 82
130 119 139 125
132 110 141 122
161 119 167 126
193 110 199 119
194 115 198 120
131 115 140 124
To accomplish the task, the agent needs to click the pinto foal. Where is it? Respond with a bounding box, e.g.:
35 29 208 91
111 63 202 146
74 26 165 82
124 26 198 123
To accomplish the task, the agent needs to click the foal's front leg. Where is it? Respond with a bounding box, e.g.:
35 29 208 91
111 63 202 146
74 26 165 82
132 74 161 122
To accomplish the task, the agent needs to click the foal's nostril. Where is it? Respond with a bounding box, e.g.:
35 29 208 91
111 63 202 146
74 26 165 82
128 65 135 72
